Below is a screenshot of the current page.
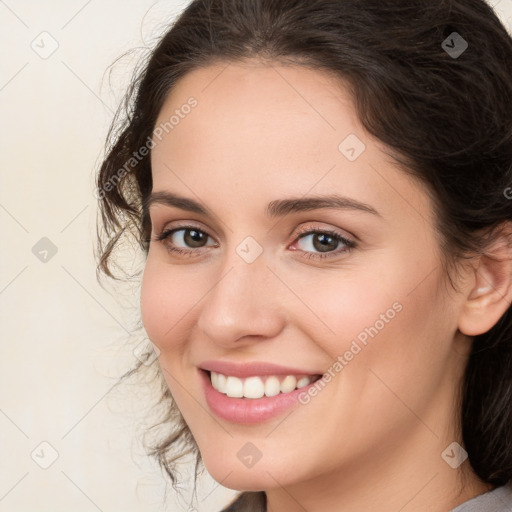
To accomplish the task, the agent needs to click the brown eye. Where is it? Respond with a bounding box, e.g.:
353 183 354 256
180 228 208 248
292 227 356 260
154 225 216 256
312 233 339 252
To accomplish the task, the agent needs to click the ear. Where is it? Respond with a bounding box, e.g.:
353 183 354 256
458 223 512 337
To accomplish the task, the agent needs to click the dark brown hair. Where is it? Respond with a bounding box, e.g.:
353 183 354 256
96 0 512 507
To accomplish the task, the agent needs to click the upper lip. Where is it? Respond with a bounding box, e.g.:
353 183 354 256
199 360 322 378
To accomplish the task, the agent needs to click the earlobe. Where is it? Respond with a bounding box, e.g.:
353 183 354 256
458 229 512 337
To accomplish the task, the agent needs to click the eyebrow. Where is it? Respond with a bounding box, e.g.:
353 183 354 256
143 191 381 218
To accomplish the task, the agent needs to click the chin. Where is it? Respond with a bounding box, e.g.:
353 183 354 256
212 474 272 492
200 451 299 491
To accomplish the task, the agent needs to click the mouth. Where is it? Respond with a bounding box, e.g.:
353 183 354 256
206 370 322 399
198 365 324 424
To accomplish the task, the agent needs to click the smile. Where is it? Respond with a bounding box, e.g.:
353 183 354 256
199 362 324 424
209 371 321 399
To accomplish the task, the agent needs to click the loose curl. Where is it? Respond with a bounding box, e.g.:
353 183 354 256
95 0 512 505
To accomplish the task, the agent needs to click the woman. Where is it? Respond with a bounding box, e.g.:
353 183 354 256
96 1 512 510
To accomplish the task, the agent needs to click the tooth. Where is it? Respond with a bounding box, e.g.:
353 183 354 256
297 377 311 389
243 376 265 399
212 372 315 397
264 376 281 397
217 373 227 393
225 376 244 397
211 371 219 389
280 375 297 393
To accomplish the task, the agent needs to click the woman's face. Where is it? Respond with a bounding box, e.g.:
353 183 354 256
141 61 470 492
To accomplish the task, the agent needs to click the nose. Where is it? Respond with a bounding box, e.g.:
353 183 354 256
196 252 286 348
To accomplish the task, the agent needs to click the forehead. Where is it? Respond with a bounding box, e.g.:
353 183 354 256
154 59 359 145
152 61 368 179
149 60 432 226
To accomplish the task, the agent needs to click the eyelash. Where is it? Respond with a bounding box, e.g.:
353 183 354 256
152 224 356 261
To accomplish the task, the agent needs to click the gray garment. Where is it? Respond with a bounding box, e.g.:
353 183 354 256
450 482 512 512
223 482 512 511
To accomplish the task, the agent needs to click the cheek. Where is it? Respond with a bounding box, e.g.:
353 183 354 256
287 266 401 359
140 258 201 407
140 256 197 351
304 250 452 401
330 268 453 425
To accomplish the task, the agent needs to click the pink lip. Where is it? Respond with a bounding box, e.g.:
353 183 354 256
199 360 320 378
199 368 322 424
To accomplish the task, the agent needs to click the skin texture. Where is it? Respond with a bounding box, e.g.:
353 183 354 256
140 60 510 512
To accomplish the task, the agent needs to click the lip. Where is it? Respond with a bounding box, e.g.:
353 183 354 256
199 368 323 424
199 360 321 378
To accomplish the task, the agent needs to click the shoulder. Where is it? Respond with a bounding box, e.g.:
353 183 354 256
450 481 512 512
220 491 266 512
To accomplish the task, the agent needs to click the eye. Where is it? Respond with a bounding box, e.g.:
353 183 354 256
153 225 217 256
152 223 356 261
291 227 356 260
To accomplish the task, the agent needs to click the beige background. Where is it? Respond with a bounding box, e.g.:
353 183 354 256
1 1 511 511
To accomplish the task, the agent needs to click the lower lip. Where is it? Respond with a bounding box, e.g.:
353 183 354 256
200 369 319 424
